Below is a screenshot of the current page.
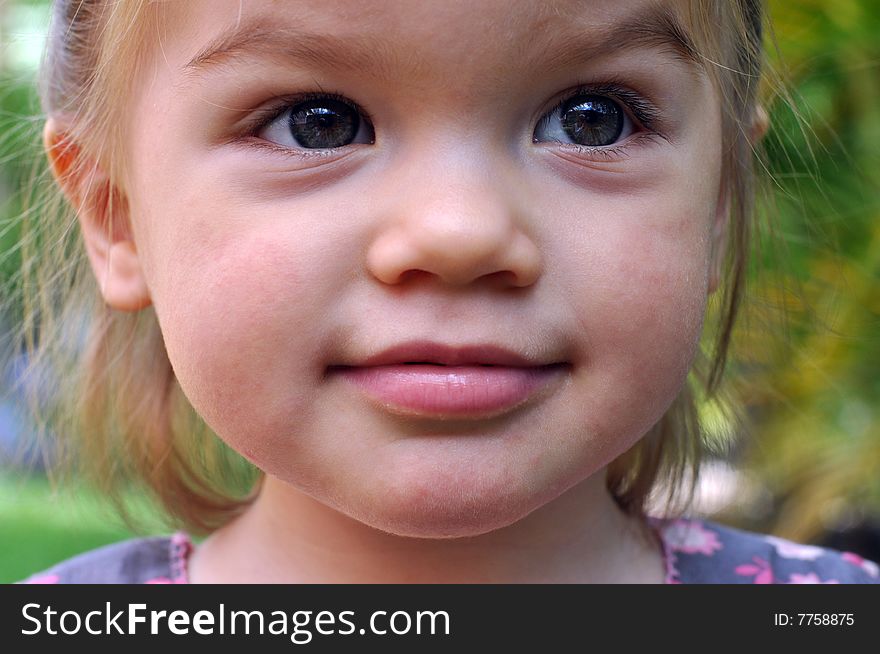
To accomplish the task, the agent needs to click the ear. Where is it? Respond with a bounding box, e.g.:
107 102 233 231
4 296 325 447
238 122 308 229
707 105 768 294
707 175 729 295
43 117 151 311
750 104 770 144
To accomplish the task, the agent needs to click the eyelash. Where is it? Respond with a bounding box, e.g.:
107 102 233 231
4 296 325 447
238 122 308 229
538 81 667 160
239 91 371 160
240 83 665 162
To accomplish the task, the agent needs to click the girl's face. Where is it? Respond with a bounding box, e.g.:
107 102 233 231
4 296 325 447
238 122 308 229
120 0 723 537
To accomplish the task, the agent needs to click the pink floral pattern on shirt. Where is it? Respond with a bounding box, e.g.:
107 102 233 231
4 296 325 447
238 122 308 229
21 518 880 584
651 517 880 584
734 556 775 584
659 519 723 555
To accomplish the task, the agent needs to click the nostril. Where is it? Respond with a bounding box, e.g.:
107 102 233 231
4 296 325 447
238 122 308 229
398 270 432 284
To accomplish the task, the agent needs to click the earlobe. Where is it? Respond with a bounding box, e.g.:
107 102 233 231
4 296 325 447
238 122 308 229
750 105 770 144
43 118 152 311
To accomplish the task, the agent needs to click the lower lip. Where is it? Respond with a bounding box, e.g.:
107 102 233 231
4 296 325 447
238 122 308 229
329 363 568 418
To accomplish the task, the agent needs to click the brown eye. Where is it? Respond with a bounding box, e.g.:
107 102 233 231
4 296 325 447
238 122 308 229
534 93 633 147
289 99 360 148
258 95 375 150
559 95 624 146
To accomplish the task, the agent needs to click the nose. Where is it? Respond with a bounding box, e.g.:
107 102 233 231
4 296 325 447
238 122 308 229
366 160 542 288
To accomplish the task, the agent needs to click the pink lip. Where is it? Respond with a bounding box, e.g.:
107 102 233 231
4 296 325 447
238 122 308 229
328 341 569 418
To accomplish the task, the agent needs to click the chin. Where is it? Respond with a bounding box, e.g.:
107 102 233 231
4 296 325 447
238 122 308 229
344 468 550 540
361 503 531 540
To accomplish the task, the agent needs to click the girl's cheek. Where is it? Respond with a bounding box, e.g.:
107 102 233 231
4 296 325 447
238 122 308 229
563 199 712 378
149 228 330 433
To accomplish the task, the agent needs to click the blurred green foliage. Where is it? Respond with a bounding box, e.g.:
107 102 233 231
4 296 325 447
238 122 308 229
0 0 46 290
716 0 880 542
0 0 878 579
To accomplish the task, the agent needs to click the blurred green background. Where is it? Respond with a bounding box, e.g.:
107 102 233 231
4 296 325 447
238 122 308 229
0 0 878 582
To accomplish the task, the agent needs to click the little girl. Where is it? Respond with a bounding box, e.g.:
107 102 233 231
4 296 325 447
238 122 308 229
15 0 879 583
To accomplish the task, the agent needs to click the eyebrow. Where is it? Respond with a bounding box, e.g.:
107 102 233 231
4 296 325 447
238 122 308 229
182 3 702 82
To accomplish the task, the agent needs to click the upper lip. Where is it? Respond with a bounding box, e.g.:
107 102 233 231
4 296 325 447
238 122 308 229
338 341 560 367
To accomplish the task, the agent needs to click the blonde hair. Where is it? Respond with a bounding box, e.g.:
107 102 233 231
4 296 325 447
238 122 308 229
10 0 766 534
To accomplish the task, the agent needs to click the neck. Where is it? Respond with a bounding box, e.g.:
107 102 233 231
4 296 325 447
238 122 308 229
189 471 666 583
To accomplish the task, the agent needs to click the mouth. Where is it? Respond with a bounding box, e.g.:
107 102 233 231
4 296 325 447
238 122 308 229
326 341 570 419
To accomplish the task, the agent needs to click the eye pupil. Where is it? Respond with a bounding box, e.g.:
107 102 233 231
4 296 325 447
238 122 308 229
289 99 359 149
560 95 623 146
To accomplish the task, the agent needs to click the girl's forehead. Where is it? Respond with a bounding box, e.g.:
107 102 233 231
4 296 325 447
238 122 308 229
151 0 701 82
159 0 612 31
